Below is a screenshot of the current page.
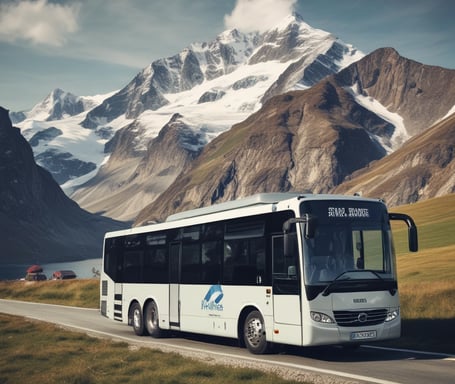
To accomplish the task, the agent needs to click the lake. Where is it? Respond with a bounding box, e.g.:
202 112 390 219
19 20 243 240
0 259 102 281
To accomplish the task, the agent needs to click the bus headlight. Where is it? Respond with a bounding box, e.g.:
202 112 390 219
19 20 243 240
385 308 399 322
310 311 334 323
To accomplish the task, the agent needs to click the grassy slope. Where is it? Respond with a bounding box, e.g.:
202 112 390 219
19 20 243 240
381 194 455 352
391 193 455 289
0 314 303 384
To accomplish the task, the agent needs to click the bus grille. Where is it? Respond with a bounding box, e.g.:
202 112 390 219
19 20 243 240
334 309 388 327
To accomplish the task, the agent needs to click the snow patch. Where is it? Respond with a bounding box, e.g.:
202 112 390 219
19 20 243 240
347 86 409 153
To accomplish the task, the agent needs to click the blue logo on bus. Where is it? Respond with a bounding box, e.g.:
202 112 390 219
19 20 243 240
201 284 224 311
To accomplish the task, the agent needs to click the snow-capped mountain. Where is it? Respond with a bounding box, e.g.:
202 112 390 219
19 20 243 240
17 89 116 185
14 13 363 219
21 88 101 122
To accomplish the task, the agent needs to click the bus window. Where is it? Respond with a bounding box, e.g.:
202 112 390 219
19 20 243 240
272 235 300 294
181 243 201 284
122 235 143 283
104 237 121 282
201 240 222 283
273 234 298 278
223 237 265 285
123 251 142 282
353 229 388 272
144 233 168 283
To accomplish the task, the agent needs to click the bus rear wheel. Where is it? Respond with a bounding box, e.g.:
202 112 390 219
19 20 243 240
144 300 163 338
131 302 146 336
243 310 269 354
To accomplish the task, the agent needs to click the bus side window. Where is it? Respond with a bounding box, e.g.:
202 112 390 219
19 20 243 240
143 246 168 283
181 243 201 284
272 235 300 294
201 240 222 284
104 238 121 282
273 235 298 279
223 237 265 285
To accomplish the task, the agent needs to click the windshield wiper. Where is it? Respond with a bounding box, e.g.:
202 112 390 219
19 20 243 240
321 269 384 297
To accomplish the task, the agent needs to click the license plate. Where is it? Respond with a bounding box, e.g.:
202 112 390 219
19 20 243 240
351 330 377 340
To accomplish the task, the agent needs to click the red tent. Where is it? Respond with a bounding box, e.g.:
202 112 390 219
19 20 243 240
26 265 43 274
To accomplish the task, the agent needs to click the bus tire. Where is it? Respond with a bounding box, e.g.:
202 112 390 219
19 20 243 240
243 310 269 354
144 300 163 338
131 302 146 336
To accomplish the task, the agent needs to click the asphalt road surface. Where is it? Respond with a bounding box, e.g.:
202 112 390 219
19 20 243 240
0 299 453 384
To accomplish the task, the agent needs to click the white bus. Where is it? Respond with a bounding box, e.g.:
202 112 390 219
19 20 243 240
100 193 418 354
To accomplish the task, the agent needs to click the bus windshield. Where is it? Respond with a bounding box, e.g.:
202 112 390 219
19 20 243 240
300 200 397 286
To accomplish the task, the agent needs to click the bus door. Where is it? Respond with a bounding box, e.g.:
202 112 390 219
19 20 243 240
272 235 302 344
169 242 181 328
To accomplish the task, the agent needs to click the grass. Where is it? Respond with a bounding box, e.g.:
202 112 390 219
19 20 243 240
0 313 304 384
378 194 455 353
0 279 99 308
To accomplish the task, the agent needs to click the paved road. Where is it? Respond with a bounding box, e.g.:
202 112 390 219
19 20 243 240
1 299 453 384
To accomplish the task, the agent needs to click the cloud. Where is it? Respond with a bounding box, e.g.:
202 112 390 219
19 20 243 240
0 0 80 46
224 0 297 33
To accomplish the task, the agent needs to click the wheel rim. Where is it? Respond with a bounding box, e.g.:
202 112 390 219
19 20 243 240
245 316 264 347
147 305 158 330
133 308 141 329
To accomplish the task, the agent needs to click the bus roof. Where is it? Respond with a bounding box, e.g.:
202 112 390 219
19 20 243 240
105 193 384 238
165 193 305 222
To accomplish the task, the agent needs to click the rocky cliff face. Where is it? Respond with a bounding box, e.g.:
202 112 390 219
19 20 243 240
71 114 202 221
0 107 124 264
334 112 455 205
334 48 455 135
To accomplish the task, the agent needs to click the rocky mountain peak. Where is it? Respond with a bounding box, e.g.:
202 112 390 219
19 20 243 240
27 88 85 122
80 12 359 128
334 47 455 135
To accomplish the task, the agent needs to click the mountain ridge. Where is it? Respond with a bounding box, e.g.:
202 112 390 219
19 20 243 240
0 107 125 264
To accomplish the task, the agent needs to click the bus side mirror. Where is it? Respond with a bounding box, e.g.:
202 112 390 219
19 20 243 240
283 215 316 257
408 225 418 252
389 212 418 252
305 216 316 239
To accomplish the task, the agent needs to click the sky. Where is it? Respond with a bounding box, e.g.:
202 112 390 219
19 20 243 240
0 0 454 112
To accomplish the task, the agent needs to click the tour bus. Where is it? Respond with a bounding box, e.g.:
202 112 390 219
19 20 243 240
100 193 418 354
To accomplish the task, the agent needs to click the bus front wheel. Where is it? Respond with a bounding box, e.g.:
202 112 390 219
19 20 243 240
144 300 163 338
131 302 146 336
243 310 269 354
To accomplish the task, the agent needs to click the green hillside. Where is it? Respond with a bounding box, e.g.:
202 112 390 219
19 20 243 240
391 193 455 283
380 194 455 353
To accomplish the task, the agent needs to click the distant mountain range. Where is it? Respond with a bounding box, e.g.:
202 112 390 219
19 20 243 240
7 12 455 236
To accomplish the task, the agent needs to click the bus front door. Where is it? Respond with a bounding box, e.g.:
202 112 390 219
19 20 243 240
272 236 302 345
169 242 181 328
